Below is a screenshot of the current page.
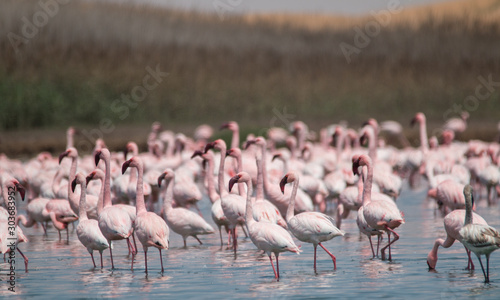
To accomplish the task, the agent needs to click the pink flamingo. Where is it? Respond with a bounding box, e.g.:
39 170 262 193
158 169 214 247
353 154 405 260
71 173 109 268
427 208 487 270
229 172 300 280
95 148 135 269
123 156 169 273
427 179 466 214
280 172 343 271
459 185 500 283
204 140 246 253
86 169 138 256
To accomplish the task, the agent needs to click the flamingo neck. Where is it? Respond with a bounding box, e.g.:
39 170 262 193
68 155 78 207
464 194 473 225
286 178 299 222
367 128 377 161
256 158 264 200
78 183 88 221
231 129 240 149
259 144 271 195
357 169 365 204
236 153 246 197
134 164 147 215
205 157 219 203
163 177 174 213
419 118 429 155
244 179 255 226
97 177 105 216
103 154 112 209
66 131 74 149
362 162 373 205
218 146 228 197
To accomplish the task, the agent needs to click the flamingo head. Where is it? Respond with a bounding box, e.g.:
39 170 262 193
204 139 226 153
219 121 238 131
245 136 266 150
411 112 426 127
7 179 26 201
353 154 370 175
191 150 204 159
351 154 361 175
58 147 78 164
122 156 143 174
228 172 251 192
279 172 298 194
124 141 139 160
226 147 241 159
158 169 174 187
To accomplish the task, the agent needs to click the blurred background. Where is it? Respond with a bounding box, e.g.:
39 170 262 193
1 0 499 156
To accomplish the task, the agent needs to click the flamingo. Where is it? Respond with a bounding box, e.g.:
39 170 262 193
229 172 300 280
71 173 109 268
158 169 214 247
123 156 169 273
280 172 344 271
86 169 138 256
426 209 487 270
95 148 135 269
353 154 405 261
459 185 500 283
204 139 246 253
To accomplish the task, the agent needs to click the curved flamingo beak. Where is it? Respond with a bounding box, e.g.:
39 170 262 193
219 123 230 130
122 159 131 174
158 173 167 187
279 176 288 194
191 150 203 159
15 182 26 201
352 159 361 176
71 178 78 193
410 117 417 127
204 142 215 153
201 159 207 170
228 175 240 192
271 154 281 162
58 150 70 164
94 150 102 166
244 140 256 150
86 172 96 185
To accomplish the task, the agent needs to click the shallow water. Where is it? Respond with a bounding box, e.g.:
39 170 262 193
2 182 500 299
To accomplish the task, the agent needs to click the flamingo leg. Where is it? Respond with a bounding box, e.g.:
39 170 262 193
144 249 148 274
109 246 115 269
66 227 69 242
159 248 164 273
486 253 491 283
464 246 475 270
368 236 375 258
100 251 104 269
194 236 203 245
476 254 488 283
276 254 280 280
232 227 237 253
376 235 382 257
132 233 138 255
41 222 47 235
58 230 62 240
17 248 29 272
240 224 248 238
90 252 96 268
381 227 399 261
313 244 317 271
269 255 278 279
183 238 187 248
218 226 223 246
319 242 337 270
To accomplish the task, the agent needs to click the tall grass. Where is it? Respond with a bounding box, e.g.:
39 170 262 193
0 0 499 155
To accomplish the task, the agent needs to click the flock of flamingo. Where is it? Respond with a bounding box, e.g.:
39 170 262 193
1 112 500 283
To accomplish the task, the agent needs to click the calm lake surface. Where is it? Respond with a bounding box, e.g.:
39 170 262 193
2 182 500 299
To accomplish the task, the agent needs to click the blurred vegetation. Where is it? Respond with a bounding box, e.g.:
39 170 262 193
0 0 500 156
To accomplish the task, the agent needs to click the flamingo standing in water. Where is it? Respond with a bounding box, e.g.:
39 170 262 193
353 154 405 261
426 208 487 270
158 169 214 247
71 173 109 268
459 185 500 283
123 156 169 273
204 139 246 253
280 172 344 271
95 148 135 269
229 172 300 280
